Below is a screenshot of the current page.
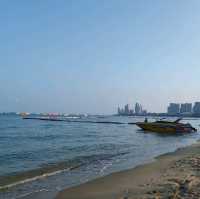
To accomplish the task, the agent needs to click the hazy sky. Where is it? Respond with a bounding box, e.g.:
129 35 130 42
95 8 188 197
1 0 200 114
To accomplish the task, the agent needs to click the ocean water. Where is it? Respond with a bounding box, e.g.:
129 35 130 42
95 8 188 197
0 115 200 199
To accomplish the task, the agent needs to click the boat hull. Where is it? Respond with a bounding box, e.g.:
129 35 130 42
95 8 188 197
136 122 195 133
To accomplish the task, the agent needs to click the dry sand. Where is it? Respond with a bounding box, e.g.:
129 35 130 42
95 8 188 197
56 142 200 199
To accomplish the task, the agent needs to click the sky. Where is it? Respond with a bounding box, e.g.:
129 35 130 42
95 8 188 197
1 0 200 114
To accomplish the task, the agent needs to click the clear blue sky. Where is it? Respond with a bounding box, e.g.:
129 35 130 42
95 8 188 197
1 0 200 114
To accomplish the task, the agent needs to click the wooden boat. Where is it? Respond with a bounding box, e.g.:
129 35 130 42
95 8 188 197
136 118 197 133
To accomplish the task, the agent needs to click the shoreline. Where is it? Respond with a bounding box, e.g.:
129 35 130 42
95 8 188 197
1 140 200 199
0 160 82 190
55 141 200 199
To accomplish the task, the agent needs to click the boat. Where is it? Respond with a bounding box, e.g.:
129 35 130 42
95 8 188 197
135 118 197 133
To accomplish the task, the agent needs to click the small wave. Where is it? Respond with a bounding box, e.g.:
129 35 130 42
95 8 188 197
0 169 70 191
15 188 49 199
41 123 63 128
64 143 132 153
28 134 59 141
0 136 13 139
0 126 19 131
0 151 128 190
0 151 36 161
0 163 80 191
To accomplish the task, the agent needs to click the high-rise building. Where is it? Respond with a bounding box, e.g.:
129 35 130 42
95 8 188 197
129 109 134 115
167 103 180 115
117 107 121 115
135 103 142 115
180 103 192 113
124 104 130 115
193 102 200 114
117 102 146 116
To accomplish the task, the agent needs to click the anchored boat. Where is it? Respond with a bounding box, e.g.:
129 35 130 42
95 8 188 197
136 118 197 133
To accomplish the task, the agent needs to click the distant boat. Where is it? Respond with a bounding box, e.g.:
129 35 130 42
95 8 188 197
20 112 30 117
136 118 197 133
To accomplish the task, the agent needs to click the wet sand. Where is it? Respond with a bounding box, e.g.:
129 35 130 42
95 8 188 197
56 141 200 199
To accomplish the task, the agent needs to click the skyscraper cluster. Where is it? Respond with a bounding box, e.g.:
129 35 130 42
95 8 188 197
118 103 147 116
117 101 200 117
167 102 200 115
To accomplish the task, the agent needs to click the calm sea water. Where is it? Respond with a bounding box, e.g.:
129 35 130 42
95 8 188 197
0 115 200 199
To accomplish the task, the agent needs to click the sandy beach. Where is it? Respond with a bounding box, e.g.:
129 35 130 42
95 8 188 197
56 141 200 199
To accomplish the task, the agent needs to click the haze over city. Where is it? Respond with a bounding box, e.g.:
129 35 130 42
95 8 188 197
1 1 200 114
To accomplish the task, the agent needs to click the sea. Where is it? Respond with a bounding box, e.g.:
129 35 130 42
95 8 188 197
0 114 200 199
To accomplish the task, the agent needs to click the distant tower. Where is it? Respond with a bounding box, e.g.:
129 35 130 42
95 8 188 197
117 107 121 115
135 103 141 115
180 103 192 114
124 104 130 115
167 103 180 115
193 102 200 114
140 104 143 113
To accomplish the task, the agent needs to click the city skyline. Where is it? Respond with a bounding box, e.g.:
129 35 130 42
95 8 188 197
118 101 200 116
1 100 200 116
1 1 200 114
167 102 200 115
